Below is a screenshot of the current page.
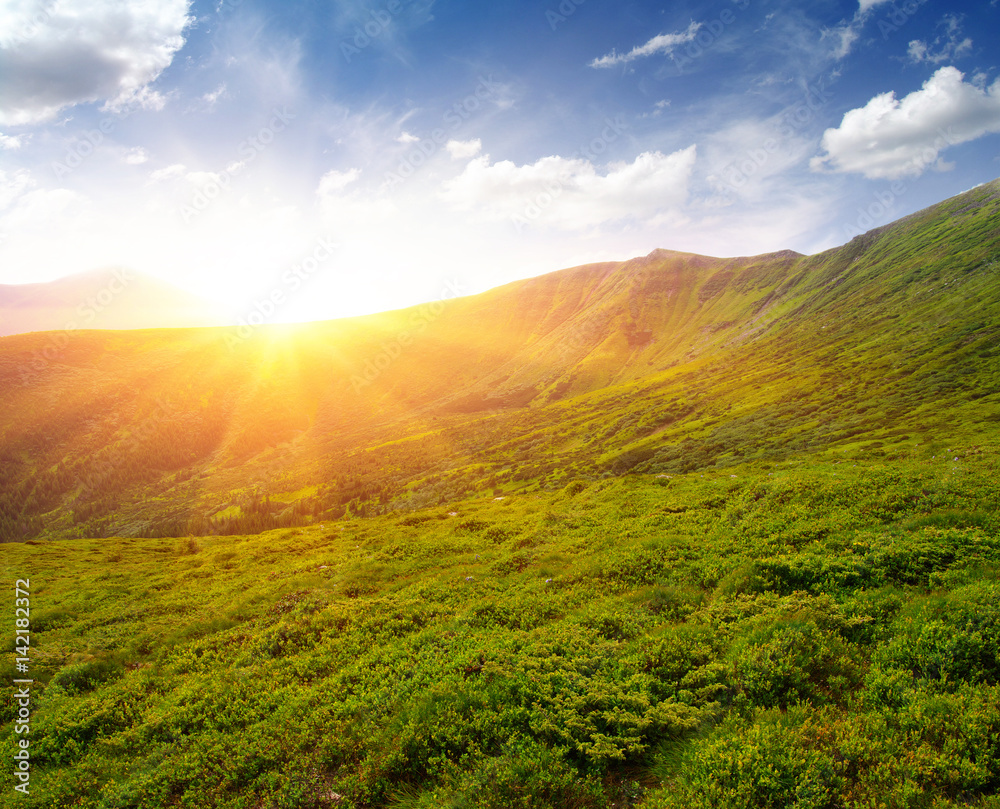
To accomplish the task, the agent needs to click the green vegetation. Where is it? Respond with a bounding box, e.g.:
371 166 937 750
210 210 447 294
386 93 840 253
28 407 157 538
1 182 998 542
3 453 1000 807
1 180 999 806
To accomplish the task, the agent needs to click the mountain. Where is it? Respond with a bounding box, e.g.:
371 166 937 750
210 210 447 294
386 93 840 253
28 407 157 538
0 268 227 337
0 179 998 541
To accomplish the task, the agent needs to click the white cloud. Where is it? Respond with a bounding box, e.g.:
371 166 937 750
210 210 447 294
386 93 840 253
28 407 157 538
0 0 192 125
317 168 362 195
0 169 34 210
441 147 697 230
315 171 396 242
202 83 228 109
149 163 187 182
184 170 226 188
0 133 23 149
640 100 672 120
811 67 1000 179
446 139 482 160
704 116 816 205
907 14 972 65
906 41 928 62
590 22 701 68
0 186 89 237
823 22 860 60
125 147 149 165
103 86 172 115
396 131 420 144
314 168 399 248
829 0 922 60
192 82 229 112
858 0 893 13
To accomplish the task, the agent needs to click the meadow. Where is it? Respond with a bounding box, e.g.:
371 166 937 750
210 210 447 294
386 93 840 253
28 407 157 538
3 442 1000 808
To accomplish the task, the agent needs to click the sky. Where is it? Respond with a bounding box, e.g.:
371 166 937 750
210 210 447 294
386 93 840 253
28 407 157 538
1 0 999 324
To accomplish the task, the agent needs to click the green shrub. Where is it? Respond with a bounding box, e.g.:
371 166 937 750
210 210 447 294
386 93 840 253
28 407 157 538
637 582 705 620
878 582 1000 688
643 706 845 809
49 658 124 694
732 617 858 708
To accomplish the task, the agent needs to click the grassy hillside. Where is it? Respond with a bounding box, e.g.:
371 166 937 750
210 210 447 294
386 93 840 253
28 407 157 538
1 179 1000 807
3 450 1000 807
0 181 998 542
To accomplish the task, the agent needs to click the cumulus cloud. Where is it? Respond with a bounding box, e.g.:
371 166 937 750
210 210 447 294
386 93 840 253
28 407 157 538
396 132 420 144
0 0 192 125
590 22 701 68
124 147 149 165
440 146 697 230
811 67 1000 179
0 133 24 149
445 139 482 160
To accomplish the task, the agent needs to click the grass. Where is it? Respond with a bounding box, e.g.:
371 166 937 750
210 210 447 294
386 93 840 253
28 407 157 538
3 447 1000 807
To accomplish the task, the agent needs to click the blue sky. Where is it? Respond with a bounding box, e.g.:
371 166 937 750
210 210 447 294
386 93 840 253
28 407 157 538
1 0 999 322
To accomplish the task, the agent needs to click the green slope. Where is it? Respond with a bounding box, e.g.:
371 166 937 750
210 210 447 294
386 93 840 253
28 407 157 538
0 179 998 542
3 452 1000 807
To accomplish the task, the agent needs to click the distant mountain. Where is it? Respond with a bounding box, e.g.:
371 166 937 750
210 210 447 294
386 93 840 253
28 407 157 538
0 268 227 336
0 179 998 540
